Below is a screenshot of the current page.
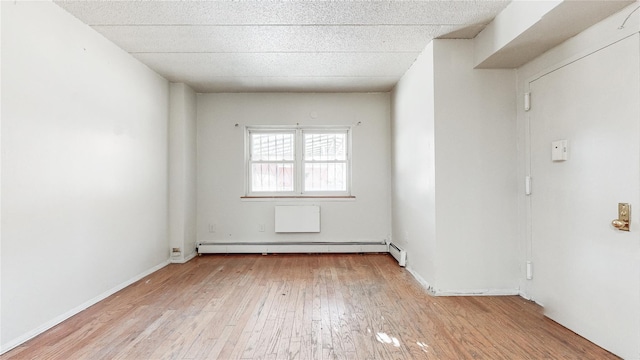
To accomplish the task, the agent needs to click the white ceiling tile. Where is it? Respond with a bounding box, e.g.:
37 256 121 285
186 76 399 93
56 1 510 26
92 25 441 53
133 52 419 78
53 1 512 92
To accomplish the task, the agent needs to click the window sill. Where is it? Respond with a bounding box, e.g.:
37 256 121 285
240 196 356 202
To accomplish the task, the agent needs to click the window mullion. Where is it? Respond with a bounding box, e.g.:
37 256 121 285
297 129 303 194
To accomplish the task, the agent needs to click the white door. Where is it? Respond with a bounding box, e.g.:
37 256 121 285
529 34 640 358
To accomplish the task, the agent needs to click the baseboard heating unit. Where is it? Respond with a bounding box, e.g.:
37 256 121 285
388 242 407 267
197 241 387 254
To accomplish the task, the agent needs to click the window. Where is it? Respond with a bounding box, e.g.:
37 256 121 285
303 131 348 192
249 131 295 192
246 127 351 196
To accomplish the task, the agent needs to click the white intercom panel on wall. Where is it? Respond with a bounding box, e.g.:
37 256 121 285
551 140 568 161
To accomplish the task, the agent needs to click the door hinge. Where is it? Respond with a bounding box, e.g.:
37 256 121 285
525 176 532 195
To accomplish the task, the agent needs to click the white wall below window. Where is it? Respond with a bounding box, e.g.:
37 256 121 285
1 2 169 351
197 93 391 245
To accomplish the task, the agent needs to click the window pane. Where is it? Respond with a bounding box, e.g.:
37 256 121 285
304 163 346 191
251 133 294 161
252 163 294 192
304 133 346 161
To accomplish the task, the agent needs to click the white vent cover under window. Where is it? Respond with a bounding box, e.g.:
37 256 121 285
275 205 320 233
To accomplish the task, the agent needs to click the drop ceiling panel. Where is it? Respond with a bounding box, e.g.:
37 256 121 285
92 25 442 53
54 0 512 92
186 76 399 93
133 52 419 79
56 1 510 26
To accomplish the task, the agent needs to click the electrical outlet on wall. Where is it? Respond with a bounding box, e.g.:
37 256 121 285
171 248 181 257
209 223 216 233
258 224 265 232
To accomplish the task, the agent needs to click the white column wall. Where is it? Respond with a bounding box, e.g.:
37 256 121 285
391 43 438 289
391 40 518 295
433 40 518 294
169 83 197 262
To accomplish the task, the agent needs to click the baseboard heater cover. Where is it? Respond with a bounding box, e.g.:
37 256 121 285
389 242 407 267
197 241 387 254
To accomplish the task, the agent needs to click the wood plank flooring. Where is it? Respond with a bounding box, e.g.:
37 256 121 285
1 254 619 359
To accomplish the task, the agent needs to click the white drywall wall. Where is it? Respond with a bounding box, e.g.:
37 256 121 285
391 39 518 294
169 83 197 262
197 93 391 245
0 2 4 350
391 43 438 288
432 39 518 293
1 2 169 351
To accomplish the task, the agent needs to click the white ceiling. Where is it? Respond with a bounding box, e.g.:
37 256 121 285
53 1 635 93
54 0 511 93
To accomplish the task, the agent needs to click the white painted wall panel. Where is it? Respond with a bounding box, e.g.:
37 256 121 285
197 93 391 245
391 39 517 295
1 2 169 351
432 39 518 293
391 43 438 288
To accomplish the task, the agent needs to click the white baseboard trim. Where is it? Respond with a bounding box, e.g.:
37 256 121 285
405 266 436 295
434 289 521 296
518 290 531 300
405 265 520 297
0 260 170 355
170 251 197 264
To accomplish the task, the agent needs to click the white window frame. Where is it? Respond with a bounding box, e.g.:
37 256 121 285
245 126 352 197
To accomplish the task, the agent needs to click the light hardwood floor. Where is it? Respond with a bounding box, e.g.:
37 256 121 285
1 254 619 359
